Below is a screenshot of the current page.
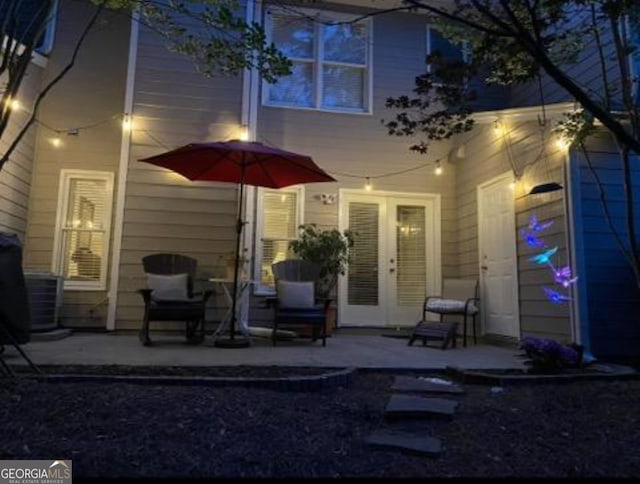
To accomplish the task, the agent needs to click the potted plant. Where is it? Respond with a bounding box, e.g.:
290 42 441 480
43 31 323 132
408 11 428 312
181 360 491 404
288 223 355 335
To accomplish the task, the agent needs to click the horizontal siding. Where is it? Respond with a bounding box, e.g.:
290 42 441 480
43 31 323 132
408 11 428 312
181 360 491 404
571 132 640 358
23 1 129 328
453 120 572 341
116 16 246 330
0 62 42 239
510 8 621 108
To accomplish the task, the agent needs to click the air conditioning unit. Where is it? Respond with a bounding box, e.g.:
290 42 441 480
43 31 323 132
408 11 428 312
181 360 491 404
23 271 63 332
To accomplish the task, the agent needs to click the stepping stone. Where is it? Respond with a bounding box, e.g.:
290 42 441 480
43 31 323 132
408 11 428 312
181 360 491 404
365 429 442 457
392 376 465 394
385 394 458 420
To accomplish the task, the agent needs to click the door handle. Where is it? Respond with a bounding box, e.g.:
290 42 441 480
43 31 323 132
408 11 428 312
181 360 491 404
481 265 488 270
389 268 395 273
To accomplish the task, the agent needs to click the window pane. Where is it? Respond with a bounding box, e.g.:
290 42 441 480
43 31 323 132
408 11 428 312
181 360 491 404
260 239 291 286
348 202 379 306
59 175 111 286
323 23 366 64
269 61 314 107
62 230 104 281
262 191 298 239
260 190 299 287
429 27 464 62
65 179 108 230
396 205 426 306
322 65 364 109
271 14 314 58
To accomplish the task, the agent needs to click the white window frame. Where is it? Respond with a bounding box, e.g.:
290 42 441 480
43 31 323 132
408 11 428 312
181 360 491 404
263 7 373 115
36 0 58 55
253 185 305 295
426 24 469 75
52 169 114 291
624 16 640 101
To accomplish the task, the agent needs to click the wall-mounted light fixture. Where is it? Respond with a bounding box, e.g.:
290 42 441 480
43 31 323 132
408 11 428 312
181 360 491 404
528 182 563 195
318 193 337 205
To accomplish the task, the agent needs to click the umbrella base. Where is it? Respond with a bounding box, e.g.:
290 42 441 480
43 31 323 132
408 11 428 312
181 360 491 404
213 335 251 348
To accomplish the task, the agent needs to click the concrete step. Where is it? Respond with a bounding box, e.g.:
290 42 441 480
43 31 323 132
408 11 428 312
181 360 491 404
365 429 442 457
392 375 465 394
385 394 459 420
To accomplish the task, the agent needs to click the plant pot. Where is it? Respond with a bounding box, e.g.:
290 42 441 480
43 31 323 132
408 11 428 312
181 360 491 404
290 303 336 338
324 303 337 336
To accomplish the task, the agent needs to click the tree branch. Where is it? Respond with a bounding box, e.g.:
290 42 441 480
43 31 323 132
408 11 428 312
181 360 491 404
0 1 105 170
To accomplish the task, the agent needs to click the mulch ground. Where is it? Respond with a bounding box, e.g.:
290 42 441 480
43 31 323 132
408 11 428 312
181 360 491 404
1 369 639 479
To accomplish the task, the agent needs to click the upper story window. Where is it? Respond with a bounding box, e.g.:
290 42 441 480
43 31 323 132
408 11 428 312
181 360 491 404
264 8 372 114
53 170 114 291
35 0 58 56
0 0 58 56
254 186 304 294
426 25 467 83
627 18 640 100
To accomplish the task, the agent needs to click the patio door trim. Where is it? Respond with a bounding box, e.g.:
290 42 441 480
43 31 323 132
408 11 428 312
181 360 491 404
337 188 441 327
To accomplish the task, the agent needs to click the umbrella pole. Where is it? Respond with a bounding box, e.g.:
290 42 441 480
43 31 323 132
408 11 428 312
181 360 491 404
214 165 250 348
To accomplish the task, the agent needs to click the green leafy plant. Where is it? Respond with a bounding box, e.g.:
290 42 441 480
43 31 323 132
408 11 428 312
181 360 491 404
288 224 355 299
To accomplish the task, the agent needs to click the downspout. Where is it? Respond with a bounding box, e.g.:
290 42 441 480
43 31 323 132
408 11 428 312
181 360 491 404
106 12 139 330
565 147 591 355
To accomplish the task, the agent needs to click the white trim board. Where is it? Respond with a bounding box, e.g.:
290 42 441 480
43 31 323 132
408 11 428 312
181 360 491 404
106 13 139 331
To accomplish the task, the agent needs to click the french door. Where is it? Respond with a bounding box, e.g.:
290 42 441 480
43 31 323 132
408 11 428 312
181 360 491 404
338 191 440 327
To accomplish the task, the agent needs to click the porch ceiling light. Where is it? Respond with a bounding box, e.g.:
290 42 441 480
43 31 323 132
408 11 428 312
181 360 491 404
528 182 563 195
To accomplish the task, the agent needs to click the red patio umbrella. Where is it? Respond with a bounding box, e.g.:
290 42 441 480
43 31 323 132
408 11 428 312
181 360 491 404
139 140 336 348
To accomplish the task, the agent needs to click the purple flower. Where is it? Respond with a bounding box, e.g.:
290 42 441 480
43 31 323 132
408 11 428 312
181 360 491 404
520 337 580 371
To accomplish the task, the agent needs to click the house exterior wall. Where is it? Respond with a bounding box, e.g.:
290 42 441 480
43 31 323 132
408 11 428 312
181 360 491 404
257 9 458 269
453 120 572 342
570 131 640 358
250 8 458 327
110 6 462 330
23 1 129 327
510 11 621 108
114 17 246 330
0 61 43 240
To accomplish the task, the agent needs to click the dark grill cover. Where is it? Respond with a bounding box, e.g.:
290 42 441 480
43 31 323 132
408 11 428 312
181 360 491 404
0 233 31 344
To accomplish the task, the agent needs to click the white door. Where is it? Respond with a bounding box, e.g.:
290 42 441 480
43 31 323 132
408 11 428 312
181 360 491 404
339 191 440 327
478 173 520 338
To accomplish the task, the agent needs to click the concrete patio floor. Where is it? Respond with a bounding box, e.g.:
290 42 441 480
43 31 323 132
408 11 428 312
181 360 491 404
4 330 527 370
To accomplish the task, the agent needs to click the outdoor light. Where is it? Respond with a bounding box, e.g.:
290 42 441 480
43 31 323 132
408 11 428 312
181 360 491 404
122 114 133 132
365 177 372 191
238 125 250 141
50 137 62 148
9 99 20 111
555 136 571 151
434 161 443 176
528 182 563 195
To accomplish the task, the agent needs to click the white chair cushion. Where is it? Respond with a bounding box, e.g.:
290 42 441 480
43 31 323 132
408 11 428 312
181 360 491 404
426 298 478 314
277 280 315 309
146 273 189 301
